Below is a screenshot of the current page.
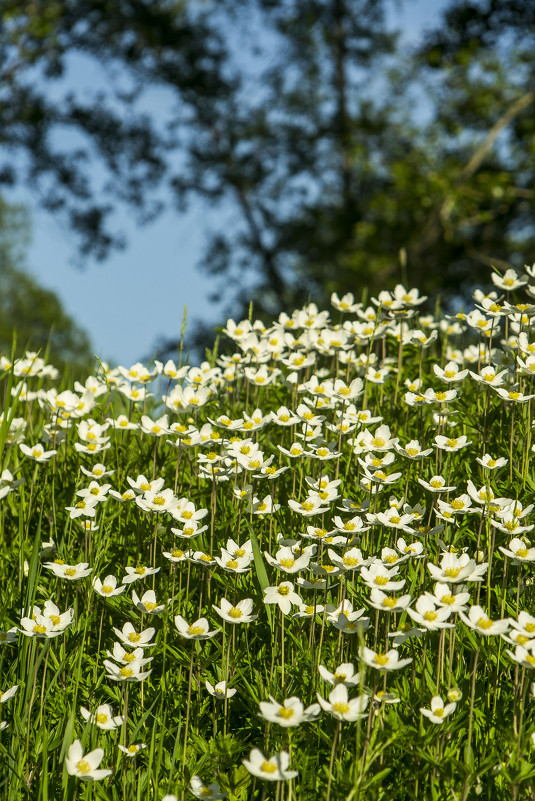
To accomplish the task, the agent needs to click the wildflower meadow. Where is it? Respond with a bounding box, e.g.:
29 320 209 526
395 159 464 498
3 267 535 800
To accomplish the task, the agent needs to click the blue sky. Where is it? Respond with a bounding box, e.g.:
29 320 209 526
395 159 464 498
9 0 450 367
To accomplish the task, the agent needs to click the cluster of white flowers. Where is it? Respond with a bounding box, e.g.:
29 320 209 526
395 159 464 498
4 267 535 795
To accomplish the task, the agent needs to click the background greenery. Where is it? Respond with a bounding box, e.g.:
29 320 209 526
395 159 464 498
0 0 534 357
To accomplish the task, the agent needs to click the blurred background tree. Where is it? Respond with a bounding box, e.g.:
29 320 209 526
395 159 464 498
0 0 534 355
0 197 93 369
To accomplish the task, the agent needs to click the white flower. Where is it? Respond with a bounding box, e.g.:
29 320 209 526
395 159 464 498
19 615 64 639
0 685 19 703
77 482 111 503
459 606 509 636
118 743 147 757
428 553 487 583
42 601 74 631
132 590 166 615
433 362 468 383
112 622 156 648
360 560 405 591
359 646 412 671
242 749 298 781
65 740 112 780
259 695 320 727
434 435 472 452
263 582 302 615
102 660 152 682
506 645 535 669
189 775 228 799
136 488 180 513
80 703 124 730
212 598 257 624
288 496 330 516
316 684 368 721
65 497 99 519
93 575 126 597
418 475 457 493
318 663 362 687
174 615 220 640
499 538 535 563
367 588 411 612
264 546 310 573
205 680 237 700
122 565 160 584
43 560 93 580
19 442 57 462
406 596 455 630
425 583 470 613
475 454 508 470
420 696 457 724
491 268 527 291
327 601 370 634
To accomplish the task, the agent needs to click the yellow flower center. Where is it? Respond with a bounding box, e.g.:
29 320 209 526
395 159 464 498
446 439 458 448
278 707 294 719
332 702 351 714
120 667 134 677
451 499 464 510
76 759 92 775
188 625 204 636
124 653 136 663
477 618 494 630
424 611 437 621
172 550 184 559
33 624 47 634
229 607 243 619
444 568 460 578
128 632 141 643
374 575 389 586
128 745 138 754
49 614 61 626
152 496 166 506
517 548 529 558
278 585 290 596
96 713 108 724
261 762 277 774
372 437 386 448
136 566 146 575
434 708 445 717
374 653 389 666
343 556 359 567
280 558 295 568
65 568 76 577
382 597 397 608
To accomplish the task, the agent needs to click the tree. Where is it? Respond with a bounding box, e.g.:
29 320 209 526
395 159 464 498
0 197 93 368
1 0 535 357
